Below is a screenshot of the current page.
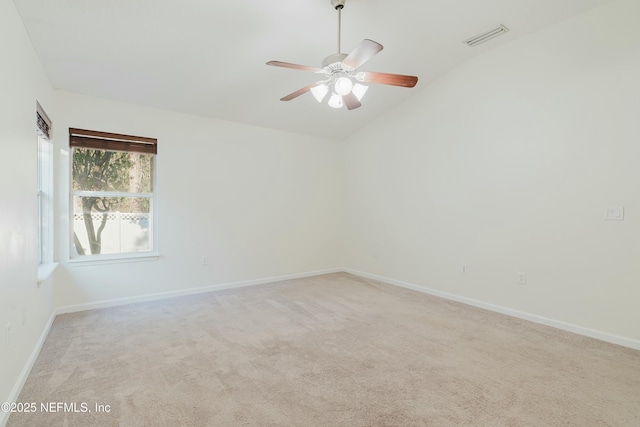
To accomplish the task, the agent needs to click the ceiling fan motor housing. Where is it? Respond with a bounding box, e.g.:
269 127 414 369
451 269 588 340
321 53 349 69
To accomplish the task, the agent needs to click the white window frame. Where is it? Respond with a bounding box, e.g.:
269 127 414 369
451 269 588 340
68 128 158 263
37 103 53 266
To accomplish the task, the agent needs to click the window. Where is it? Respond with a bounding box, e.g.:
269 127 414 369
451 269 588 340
37 103 53 265
70 128 157 259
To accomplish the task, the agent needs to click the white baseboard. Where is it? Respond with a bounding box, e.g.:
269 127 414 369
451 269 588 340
56 267 343 315
344 268 640 351
0 312 56 427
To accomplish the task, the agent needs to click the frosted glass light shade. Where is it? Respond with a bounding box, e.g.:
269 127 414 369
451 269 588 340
311 84 328 102
352 83 368 101
334 77 353 96
328 94 343 108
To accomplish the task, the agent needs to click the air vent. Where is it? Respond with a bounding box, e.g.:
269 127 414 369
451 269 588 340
464 25 509 47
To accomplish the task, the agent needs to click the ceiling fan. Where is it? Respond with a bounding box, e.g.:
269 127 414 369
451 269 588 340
266 0 418 110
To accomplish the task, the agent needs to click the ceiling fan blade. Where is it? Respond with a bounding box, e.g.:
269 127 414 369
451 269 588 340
280 83 319 101
359 71 418 88
266 61 322 72
342 39 383 69
343 92 362 110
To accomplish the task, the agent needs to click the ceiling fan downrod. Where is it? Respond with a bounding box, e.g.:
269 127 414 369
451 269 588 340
331 0 346 54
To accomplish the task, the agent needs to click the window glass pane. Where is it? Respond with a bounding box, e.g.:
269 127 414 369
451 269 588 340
72 196 151 256
38 134 52 263
72 148 154 193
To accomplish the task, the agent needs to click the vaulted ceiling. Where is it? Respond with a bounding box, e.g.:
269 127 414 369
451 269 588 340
14 0 613 140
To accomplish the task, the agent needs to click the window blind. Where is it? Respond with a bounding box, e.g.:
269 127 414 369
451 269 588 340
69 128 157 154
36 102 51 139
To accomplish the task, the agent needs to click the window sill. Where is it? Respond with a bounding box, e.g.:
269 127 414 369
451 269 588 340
67 253 160 267
38 262 59 283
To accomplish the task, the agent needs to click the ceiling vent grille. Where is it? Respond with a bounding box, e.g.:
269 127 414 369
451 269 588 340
464 25 509 47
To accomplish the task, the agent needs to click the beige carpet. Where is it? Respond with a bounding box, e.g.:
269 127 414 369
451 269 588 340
7 272 640 426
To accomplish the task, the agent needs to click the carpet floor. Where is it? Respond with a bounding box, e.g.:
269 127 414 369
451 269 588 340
7 272 640 426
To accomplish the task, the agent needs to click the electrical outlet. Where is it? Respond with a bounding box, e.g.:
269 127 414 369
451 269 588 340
462 264 468 274
201 256 209 266
605 206 624 221
517 272 526 285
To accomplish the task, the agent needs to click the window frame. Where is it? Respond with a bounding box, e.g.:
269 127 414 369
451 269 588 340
37 102 53 266
68 128 158 263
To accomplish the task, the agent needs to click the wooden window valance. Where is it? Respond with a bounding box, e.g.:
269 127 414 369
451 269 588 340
69 128 157 154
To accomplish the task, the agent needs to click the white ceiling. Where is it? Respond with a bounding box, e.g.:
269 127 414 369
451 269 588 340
14 0 612 140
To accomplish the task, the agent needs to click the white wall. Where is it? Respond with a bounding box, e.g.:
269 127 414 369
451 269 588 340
53 92 343 308
343 0 640 342
0 0 56 415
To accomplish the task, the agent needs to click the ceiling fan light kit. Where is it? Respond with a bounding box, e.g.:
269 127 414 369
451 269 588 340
267 0 418 110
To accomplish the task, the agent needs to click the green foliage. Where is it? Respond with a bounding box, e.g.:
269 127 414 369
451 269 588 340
72 149 132 192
